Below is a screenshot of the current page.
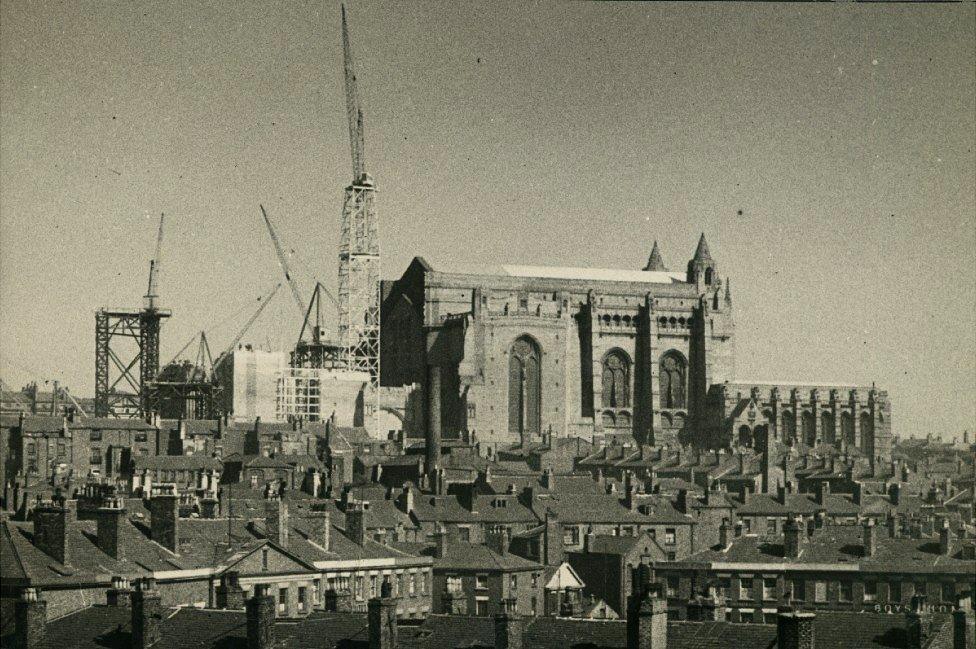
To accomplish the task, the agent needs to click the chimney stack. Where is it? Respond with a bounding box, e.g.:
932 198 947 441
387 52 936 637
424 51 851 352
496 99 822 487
308 507 331 551
542 467 555 490
32 502 70 565
346 501 368 546
543 510 564 565
718 519 732 550
14 588 46 649
265 496 289 547
852 482 863 506
492 527 511 556
216 571 245 610
132 578 162 649
953 609 973 649
107 576 133 608
494 598 524 649
776 608 816 649
889 483 901 507
863 518 876 557
626 572 667 649
784 515 802 559
368 579 398 649
906 594 932 649
816 481 830 506
94 496 126 560
246 584 276 649
149 490 180 554
940 520 952 556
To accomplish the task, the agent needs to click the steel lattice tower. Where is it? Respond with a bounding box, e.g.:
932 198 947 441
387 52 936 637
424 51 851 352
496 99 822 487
337 5 380 432
337 175 380 385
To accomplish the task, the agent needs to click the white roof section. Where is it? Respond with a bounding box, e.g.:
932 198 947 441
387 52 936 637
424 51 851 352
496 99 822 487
545 562 586 590
431 261 686 285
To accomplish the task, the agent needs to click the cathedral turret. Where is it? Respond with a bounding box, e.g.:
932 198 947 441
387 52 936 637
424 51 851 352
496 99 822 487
643 241 667 271
687 233 717 291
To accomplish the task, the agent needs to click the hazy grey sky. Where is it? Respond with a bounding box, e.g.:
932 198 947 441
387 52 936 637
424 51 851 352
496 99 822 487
1 1 973 437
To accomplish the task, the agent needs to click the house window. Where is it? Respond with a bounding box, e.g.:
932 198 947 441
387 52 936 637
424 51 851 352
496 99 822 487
564 526 580 545
475 574 488 590
355 576 365 600
447 576 462 593
767 518 778 535
90 448 102 465
370 575 378 598
135 432 147 442
790 579 805 602
666 552 676 561
458 526 471 542
666 576 678 597
90 430 102 441
298 586 307 611
278 587 288 613
532 573 539 589
941 582 954 603
740 578 754 600
467 402 476 421
250 474 259 489
864 581 877 603
26 443 36 456
839 581 852 602
510 574 518 591
814 581 827 602
57 442 66 456
396 573 405 597
717 577 731 598
743 519 751 533
664 528 676 545
890 582 901 603
261 548 269 570
763 578 777 600
475 598 490 616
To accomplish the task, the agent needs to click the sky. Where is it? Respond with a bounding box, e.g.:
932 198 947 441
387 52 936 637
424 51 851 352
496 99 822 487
0 1 973 438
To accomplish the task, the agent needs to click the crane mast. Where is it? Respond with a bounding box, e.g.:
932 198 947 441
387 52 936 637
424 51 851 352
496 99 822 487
336 4 380 413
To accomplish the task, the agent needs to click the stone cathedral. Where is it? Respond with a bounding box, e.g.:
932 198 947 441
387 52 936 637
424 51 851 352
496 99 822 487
380 235 891 465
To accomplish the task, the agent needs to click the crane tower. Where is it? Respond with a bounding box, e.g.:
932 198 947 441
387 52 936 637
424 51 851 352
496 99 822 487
337 6 380 398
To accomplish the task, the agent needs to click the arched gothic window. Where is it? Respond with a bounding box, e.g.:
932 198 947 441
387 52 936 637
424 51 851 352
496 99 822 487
781 411 796 443
602 350 631 408
659 352 686 409
859 412 874 454
801 411 815 446
841 412 854 446
821 412 835 445
508 336 541 435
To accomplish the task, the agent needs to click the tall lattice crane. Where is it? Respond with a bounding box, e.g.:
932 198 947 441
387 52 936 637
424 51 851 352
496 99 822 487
336 4 380 406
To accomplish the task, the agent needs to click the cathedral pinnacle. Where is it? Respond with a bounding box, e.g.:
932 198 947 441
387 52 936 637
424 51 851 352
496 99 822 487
692 233 712 261
643 241 667 271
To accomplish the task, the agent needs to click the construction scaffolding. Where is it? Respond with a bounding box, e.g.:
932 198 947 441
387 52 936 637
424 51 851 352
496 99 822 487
276 366 370 424
94 307 171 418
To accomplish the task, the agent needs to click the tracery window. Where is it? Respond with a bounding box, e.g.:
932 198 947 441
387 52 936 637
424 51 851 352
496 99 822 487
508 336 541 435
602 350 631 408
841 412 854 446
659 352 686 409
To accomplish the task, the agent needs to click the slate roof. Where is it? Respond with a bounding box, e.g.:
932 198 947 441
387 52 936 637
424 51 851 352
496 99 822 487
734 493 859 517
679 523 976 575
421 541 542 572
18 415 66 433
532 493 694 526
7 605 943 649
133 455 222 471
409 495 480 524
